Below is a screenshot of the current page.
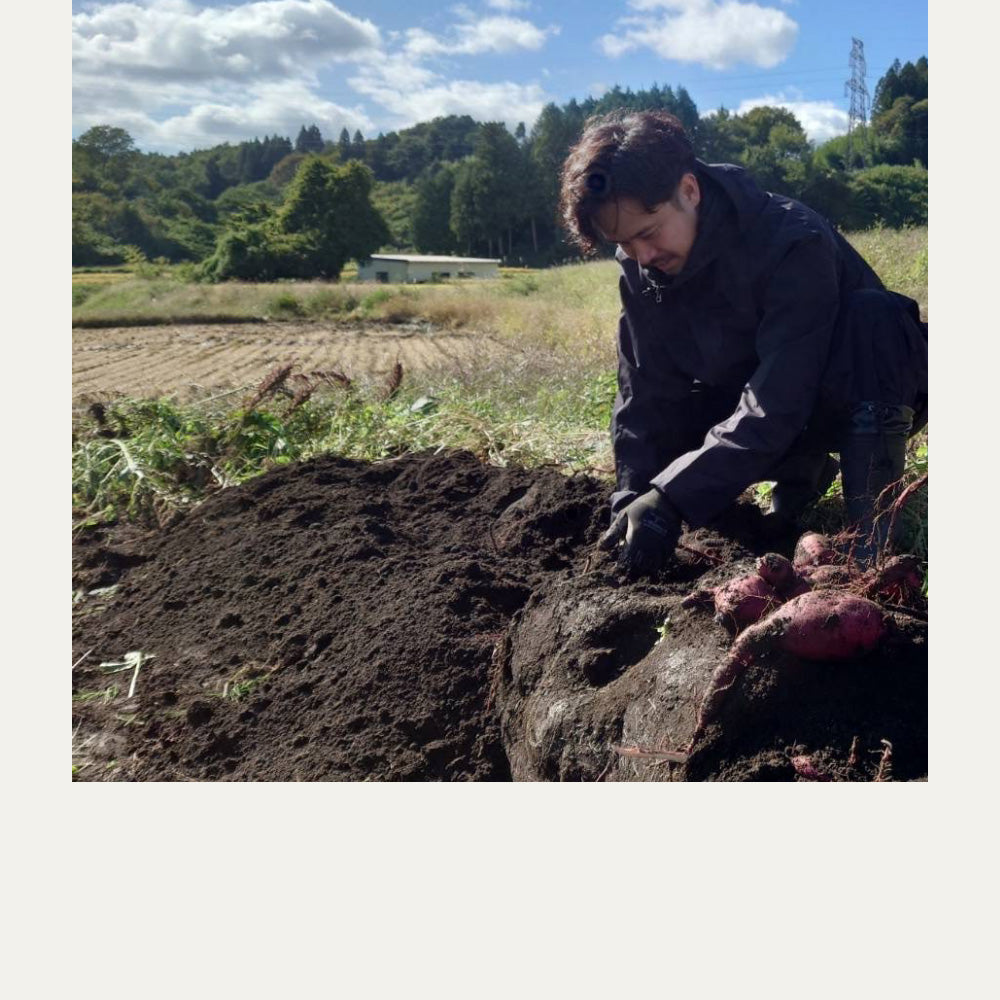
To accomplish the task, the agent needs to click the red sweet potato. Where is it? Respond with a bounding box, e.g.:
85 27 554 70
712 574 780 631
791 755 832 781
756 552 811 598
694 591 888 737
683 554 806 633
793 532 838 570
861 554 924 604
764 591 888 661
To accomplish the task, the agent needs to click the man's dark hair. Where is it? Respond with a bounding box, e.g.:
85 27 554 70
559 110 696 255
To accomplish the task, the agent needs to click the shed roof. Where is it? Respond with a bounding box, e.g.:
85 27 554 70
367 255 501 265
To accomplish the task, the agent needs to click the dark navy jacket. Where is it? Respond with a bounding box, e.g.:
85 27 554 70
611 160 896 525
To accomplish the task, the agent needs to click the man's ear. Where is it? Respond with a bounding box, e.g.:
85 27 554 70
679 172 701 210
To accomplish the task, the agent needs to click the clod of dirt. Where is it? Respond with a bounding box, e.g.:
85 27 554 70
495 576 732 781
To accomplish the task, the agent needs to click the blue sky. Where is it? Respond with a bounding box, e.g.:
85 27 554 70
71 0 928 153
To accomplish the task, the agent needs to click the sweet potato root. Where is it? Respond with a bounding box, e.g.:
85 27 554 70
711 574 781 631
682 553 809 633
861 554 924 604
759 591 888 661
791 755 832 781
757 552 811 598
795 551 923 604
793 532 838 570
695 591 889 737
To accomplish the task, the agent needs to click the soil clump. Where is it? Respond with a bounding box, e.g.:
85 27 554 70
72 450 927 781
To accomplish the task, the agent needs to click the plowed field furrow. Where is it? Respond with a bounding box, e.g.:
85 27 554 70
177 336 250 389
73 322 508 401
75 352 158 392
79 347 201 397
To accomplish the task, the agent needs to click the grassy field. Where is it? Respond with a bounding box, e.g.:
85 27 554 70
71 228 926 334
72 226 928 557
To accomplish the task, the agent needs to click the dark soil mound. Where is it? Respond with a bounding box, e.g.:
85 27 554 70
72 450 607 781
72 449 927 781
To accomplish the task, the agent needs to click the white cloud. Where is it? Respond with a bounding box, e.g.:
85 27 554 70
600 1 798 70
350 55 547 132
73 0 382 150
734 93 849 143
404 16 557 58
73 0 380 83
73 0 555 151
346 4 557 131
75 79 374 152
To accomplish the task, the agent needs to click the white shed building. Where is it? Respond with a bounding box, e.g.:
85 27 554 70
357 254 500 283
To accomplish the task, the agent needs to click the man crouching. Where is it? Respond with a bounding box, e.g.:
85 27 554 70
559 109 927 576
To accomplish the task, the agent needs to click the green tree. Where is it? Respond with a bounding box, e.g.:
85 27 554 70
468 123 523 257
269 152 308 188
201 158 388 280
843 164 927 228
337 127 352 161
75 125 137 162
413 165 457 253
739 111 812 195
238 135 293 183
673 86 701 141
199 220 316 281
697 106 811 197
697 107 746 163
870 57 927 167
873 57 927 117
295 124 325 154
450 159 479 255
74 125 138 187
529 103 579 237
872 96 928 166
387 131 432 180
276 158 388 276
368 133 394 179
73 192 124 265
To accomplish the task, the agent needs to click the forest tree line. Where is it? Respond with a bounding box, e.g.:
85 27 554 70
72 57 927 279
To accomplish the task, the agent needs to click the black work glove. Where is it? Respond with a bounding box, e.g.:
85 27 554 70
598 487 682 578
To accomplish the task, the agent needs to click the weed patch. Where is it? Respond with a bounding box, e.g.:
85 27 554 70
266 291 305 318
72 360 616 529
502 274 541 296
72 284 100 308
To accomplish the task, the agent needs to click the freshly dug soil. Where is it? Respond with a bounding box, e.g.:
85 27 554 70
72 450 607 781
72 449 927 781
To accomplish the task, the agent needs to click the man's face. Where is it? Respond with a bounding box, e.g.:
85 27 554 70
593 173 701 276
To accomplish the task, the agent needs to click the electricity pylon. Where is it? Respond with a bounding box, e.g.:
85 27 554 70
844 37 870 170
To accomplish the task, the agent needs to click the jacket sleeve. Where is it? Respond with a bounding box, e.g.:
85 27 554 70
610 275 691 514
650 235 840 526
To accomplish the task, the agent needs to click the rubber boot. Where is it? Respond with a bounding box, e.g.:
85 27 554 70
839 402 914 566
769 452 840 524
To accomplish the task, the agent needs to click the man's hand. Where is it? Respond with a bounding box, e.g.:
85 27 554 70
599 488 682 578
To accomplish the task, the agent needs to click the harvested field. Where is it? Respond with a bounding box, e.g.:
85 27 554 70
72 450 927 782
72 321 510 403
